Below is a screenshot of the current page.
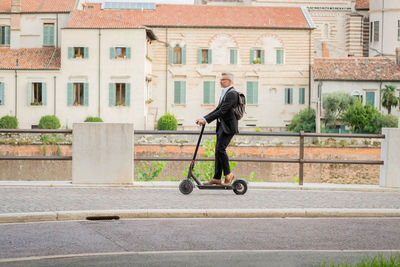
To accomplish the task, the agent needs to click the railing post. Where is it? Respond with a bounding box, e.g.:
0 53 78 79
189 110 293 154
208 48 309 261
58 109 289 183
299 131 304 186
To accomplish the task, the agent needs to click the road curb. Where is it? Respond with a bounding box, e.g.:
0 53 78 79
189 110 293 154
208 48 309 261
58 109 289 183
1 208 400 223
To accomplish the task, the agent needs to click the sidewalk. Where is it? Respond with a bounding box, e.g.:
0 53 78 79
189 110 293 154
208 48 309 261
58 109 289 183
1 181 400 223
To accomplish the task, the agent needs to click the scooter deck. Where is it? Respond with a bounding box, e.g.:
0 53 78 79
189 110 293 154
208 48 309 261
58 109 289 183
197 185 233 190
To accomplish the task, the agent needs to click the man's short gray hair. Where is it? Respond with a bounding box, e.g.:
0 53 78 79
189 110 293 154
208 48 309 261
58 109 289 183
222 72 234 82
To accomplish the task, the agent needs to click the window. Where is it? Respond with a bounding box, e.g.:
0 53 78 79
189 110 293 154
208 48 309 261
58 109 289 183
276 49 284 64
246 81 258 104
169 45 186 64
68 47 88 59
285 88 293 104
0 82 4 105
67 83 88 106
109 82 131 106
173 45 182 64
366 91 375 106
28 82 46 106
0 26 10 45
230 49 238 64
250 49 264 64
370 22 373 43
299 88 305 105
198 49 212 64
374 21 379 42
174 81 186 104
43 23 54 46
352 92 363 103
203 81 215 104
110 47 131 59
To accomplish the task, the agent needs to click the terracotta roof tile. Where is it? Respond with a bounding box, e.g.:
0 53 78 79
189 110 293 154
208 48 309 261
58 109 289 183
0 0 77 13
75 4 311 29
313 57 400 81
0 48 60 69
355 0 369 10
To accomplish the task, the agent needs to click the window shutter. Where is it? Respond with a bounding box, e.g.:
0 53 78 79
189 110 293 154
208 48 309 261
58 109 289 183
84 47 89 59
276 50 283 64
203 81 210 104
210 81 215 104
366 91 375 106
299 88 305 104
230 49 237 64
250 49 255 64
42 83 47 106
197 49 202 64
5 26 10 45
67 83 73 106
181 81 186 104
125 83 131 106
289 88 293 104
49 26 54 46
43 26 48 46
0 82 4 105
261 50 265 64
109 83 115 106
182 45 186 65
208 49 212 64
168 45 173 64
174 81 181 104
84 83 89 106
68 47 73 59
254 82 258 104
247 82 253 104
27 83 32 105
285 88 289 104
110 47 115 59
126 47 131 59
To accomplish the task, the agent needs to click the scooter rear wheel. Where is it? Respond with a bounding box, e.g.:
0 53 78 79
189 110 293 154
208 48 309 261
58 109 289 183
232 179 247 195
179 179 194 195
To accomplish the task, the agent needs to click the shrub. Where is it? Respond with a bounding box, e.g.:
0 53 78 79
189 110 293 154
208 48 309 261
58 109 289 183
380 114 398 128
287 108 316 132
38 115 61 129
84 116 103 122
157 113 178 130
341 100 381 134
0 115 18 129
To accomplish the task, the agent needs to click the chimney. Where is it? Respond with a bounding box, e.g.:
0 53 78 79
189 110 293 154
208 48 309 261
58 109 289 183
11 0 21 13
396 48 400 65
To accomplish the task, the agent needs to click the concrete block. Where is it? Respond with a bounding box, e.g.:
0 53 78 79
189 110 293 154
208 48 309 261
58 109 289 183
72 123 134 184
380 128 400 187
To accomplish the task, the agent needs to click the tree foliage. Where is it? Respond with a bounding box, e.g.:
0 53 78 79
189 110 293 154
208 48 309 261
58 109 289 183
287 108 316 132
322 92 354 128
381 84 399 114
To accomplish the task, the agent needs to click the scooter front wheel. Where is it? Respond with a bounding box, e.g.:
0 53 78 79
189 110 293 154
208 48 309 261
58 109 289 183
232 179 247 195
179 179 194 195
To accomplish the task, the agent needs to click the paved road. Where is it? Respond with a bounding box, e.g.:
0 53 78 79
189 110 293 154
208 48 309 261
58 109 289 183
1 187 400 213
0 218 399 266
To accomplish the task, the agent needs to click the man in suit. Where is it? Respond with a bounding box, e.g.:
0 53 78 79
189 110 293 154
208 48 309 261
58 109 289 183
196 72 239 186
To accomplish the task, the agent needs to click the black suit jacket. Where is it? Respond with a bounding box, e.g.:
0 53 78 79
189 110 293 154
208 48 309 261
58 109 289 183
204 87 239 135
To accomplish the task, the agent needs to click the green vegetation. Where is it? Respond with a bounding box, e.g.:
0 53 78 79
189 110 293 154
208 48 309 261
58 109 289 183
157 113 178 130
381 84 399 114
38 115 61 129
136 159 166 181
287 108 316 132
318 253 400 267
0 115 18 129
323 92 354 129
84 116 103 122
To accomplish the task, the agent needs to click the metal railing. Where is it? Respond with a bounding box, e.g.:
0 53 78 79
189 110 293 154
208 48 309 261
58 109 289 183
0 129 385 185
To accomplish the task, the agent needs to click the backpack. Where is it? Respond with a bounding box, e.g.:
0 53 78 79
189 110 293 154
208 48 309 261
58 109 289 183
233 91 246 120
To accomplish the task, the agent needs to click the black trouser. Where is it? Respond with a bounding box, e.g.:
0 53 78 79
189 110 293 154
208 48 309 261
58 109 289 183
213 127 235 180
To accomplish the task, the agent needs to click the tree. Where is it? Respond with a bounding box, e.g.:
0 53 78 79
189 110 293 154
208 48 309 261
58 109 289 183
381 84 399 114
341 99 382 134
322 92 354 128
287 108 316 132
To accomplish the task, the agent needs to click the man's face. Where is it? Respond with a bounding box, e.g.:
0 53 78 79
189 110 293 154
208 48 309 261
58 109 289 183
220 75 232 88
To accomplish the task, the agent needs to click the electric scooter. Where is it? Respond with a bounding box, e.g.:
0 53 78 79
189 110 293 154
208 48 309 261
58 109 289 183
179 124 248 195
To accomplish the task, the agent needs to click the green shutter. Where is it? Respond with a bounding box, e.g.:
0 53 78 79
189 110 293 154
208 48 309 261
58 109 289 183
210 81 215 104
126 47 131 59
289 88 293 104
125 83 131 106
68 47 73 59
84 83 89 106
84 47 89 59
109 83 115 106
0 82 4 105
42 83 47 106
299 88 305 104
43 25 54 46
49 26 54 46
277 50 283 64
67 83 73 106
366 91 375 106
182 45 186 65
110 47 115 59
230 49 237 64
250 49 255 64
260 50 265 64
285 88 289 104
181 81 186 104
5 26 10 45
27 83 32 105
203 81 210 104
168 45 173 64
208 49 212 64
174 81 181 104
198 49 202 64
247 82 253 104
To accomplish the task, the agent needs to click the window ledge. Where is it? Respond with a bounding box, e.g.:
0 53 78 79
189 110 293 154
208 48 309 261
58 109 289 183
201 104 216 107
173 104 186 107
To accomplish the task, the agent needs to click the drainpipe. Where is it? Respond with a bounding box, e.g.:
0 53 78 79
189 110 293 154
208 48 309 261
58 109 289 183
379 80 383 111
53 76 56 115
14 70 17 118
308 29 312 107
381 0 384 55
165 28 168 114
98 29 101 117
56 14 58 48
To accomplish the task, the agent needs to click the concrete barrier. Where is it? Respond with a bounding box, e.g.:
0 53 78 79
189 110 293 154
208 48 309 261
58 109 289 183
72 123 134 184
380 128 400 187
